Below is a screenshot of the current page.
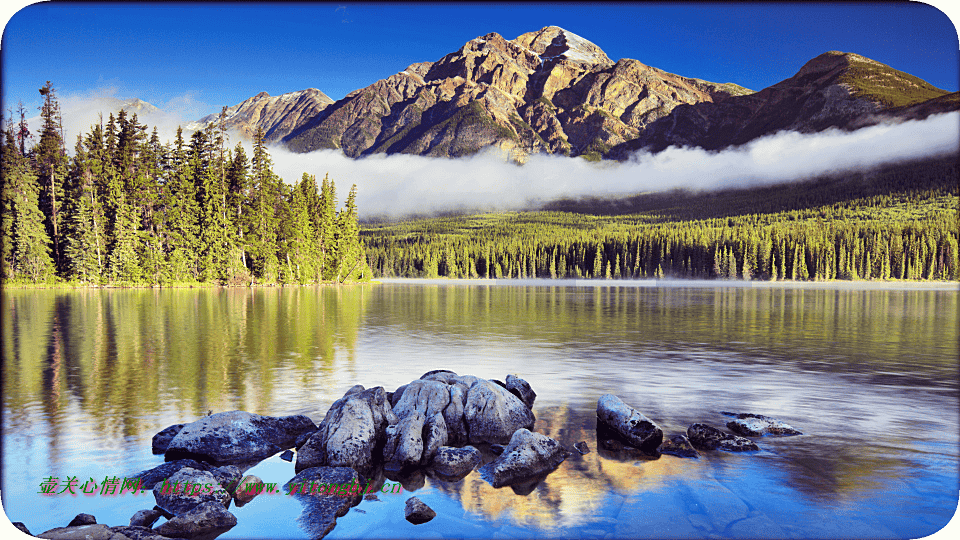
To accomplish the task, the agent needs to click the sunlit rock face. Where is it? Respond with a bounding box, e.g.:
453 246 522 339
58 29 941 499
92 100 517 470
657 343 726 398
296 386 397 475
282 26 746 159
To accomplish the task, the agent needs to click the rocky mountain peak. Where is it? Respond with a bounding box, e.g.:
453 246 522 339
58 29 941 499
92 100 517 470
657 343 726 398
513 26 614 66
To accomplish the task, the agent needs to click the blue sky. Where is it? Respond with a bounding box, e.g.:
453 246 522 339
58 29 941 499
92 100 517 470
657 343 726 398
2 1 958 121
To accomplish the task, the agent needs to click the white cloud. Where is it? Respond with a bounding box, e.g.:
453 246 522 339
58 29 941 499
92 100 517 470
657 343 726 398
264 112 959 219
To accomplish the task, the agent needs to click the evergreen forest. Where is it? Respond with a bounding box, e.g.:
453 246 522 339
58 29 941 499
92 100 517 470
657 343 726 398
1 83 369 286
362 157 958 282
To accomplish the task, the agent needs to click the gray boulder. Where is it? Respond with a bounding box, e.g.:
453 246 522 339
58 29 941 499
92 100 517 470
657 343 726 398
596 394 663 452
129 509 162 528
67 514 96 527
722 412 802 436
152 467 231 517
505 374 536 409
478 428 569 488
404 497 436 524
429 445 482 480
109 526 182 540
154 501 237 540
659 434 700 458
165 411 316 465
382 411 425 470
687 423 759 452
152 424 185 454
283 466 363 539
131 459 215 491
297 386 397 475
38 524 127 540
463 379 535 444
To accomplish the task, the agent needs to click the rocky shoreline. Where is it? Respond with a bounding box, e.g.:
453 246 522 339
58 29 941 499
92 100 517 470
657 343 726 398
17 370 801 539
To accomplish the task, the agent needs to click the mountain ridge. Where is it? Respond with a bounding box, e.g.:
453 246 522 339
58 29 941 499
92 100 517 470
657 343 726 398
182 26 956 160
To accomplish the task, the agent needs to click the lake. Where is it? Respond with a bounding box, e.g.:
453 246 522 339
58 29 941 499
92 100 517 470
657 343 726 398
2 280 958 539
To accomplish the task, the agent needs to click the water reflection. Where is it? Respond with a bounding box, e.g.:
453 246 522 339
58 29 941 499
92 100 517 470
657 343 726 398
2 284 957 538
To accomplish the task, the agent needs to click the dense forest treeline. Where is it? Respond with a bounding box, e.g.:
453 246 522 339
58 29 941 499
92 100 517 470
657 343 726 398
1 82 369 286
362 157 959 281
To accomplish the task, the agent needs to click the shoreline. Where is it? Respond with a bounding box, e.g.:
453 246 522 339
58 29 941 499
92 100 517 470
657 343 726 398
373 277 960 291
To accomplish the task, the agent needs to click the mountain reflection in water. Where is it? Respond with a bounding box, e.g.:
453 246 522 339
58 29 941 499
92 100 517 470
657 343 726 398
1 283 956 539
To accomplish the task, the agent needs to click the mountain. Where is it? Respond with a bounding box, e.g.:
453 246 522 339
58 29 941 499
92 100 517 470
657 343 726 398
282 26 752 159
187 88 334 143
608 51 957 156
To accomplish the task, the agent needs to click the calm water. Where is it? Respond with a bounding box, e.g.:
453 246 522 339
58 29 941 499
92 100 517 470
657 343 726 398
2 281 958 539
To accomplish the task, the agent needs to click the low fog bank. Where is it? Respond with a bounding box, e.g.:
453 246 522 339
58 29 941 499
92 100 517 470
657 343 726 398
267 112 959 220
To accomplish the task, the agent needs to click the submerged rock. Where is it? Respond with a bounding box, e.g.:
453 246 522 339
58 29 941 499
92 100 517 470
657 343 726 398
107 526 179 540
479 428 569 488
284 467 363 539
573 441 590 455
596 394 663 452
404 497 436 524
429 445 482 480
687 423 759 452
659 434 700 458
505 374 537 409
722 412 802 436
297 386 397 475
38 524 123 540
154 501 237 540
165 410 316 465
67 514 96 527
152 423 185 454
152 467 231 517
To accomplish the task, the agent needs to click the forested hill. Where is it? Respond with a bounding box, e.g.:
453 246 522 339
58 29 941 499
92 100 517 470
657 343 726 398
362 156 959 281
1 84 370 286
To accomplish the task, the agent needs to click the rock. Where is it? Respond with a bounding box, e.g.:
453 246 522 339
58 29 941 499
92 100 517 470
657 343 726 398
429 446 482 480
404 497 437 524
478 428 569 488
382 411 426 471
463 379 535 444
505 374 536 409
421 413 448 465
232 475 265 506
687 423 759 452
129 509 162 528
152 467 231 516
154 501 237 540
596 394 663 452
296 386 397 476
280 450 294 462
209 465 242 493
152 424 185 454
294 430 316 450
658 435 700 458
721 412 802 436
131 459 215 491
165 410 316 465
67 514 96 527
489 444 505 455
573 441 590 454
38 524 127 540
283 467 363 539
108 526 181 540
12 522 31 535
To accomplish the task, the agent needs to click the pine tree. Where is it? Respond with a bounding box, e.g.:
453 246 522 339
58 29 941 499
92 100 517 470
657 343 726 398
35 81 69 272
2 126 55 282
